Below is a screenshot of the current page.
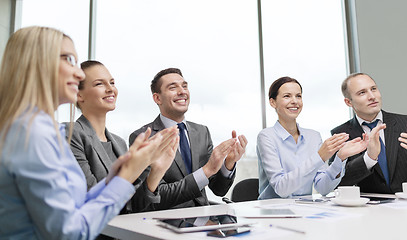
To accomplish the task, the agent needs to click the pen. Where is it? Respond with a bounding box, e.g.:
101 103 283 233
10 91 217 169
270 224 306 234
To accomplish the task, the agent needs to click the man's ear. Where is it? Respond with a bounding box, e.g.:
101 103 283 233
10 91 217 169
344 98 352 107
153 93 161 105
269 98 277 109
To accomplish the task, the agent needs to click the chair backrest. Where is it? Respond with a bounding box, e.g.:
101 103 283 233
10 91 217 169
231 178 259 202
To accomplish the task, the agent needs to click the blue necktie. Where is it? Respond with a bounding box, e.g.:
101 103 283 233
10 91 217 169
363 120 390 186
177 123 192 174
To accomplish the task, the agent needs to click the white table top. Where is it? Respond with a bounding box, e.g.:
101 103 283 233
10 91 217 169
102 196 407 240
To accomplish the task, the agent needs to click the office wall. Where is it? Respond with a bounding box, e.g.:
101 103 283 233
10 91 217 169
353 0 407 114
0 0 12 65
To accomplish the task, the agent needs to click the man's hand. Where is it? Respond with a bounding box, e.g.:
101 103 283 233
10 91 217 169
202 138 236 178
399 132 407 150
224 130 248 170
366 123 386 160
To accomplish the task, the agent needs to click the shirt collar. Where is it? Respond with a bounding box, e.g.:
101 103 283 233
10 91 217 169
274 120 304 142
160 114 188 130
59 122 67 137
356 110 383 126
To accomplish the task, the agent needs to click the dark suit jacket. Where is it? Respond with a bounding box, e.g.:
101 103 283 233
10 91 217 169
69 115 159 213
331 110 407 193
129 115 235 211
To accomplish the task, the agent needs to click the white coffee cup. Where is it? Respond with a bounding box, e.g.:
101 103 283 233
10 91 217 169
403 182 407 193
334 186 360 200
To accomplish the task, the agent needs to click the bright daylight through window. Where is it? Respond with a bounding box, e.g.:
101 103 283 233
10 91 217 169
20 0 349 183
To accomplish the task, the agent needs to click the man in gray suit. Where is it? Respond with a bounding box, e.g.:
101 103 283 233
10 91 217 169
129 68 247 210
331 73 407 193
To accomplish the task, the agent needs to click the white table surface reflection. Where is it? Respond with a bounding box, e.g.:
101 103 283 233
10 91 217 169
102 195 407 240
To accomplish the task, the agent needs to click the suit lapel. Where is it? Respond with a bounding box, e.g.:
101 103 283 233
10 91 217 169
383 111 398 183
349 117 364 138
153 115 188 177
105 128 126 157
78 115 113 171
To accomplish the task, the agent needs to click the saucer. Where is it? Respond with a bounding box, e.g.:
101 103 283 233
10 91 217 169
395 192 407 199
331 197 370 207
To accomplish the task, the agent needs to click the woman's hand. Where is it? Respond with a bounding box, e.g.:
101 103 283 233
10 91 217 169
147 126 179 192
318 133 349 161
148 126 179 170
105 152 131 185
336 134 368 161
115 128 164 184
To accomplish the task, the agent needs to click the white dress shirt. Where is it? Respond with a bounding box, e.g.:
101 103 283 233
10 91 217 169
159 114 234 191
355 111 384 170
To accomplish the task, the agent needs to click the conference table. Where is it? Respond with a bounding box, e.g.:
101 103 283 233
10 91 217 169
102 194 407 240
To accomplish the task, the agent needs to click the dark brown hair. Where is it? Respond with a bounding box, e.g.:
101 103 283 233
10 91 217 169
79 60 104 90
151 68 183 94
75 60 104 109
268 76 302 99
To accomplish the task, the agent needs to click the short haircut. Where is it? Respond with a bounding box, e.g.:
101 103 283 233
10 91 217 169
151 68 183 94
268 76 302 100
341 73 375 99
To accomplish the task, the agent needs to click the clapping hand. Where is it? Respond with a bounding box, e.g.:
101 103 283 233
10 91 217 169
202 138 236 178
318 133 349 161
398 132 407 150
146 126 179 192
149 126 179 172
107 127 170 184
366 123 386 160
224 130 248 170
337 134 368 161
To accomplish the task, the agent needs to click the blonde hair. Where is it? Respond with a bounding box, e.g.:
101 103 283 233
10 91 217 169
0 26 73 153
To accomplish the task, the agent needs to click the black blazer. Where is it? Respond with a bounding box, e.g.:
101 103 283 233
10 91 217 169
129 115 235 211
69 115 159 213
331 110 407 193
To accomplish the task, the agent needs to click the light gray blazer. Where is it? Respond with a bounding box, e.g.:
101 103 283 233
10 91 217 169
70 115 127 189
128 115 235 211
69 115 159 213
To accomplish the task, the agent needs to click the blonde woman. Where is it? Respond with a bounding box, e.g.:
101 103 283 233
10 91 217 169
0 26 178 239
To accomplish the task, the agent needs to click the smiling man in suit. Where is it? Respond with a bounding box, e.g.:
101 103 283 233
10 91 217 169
331 73 407 193
129 68 247 210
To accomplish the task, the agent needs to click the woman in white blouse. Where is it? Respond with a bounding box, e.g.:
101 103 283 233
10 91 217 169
257 76 368 199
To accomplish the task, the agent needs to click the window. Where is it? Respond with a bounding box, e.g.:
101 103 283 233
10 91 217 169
262 0 349 139
96 0 261 160
17 1 349 177
20 0 90 121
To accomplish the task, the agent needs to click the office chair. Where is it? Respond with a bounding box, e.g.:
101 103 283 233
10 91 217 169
230 178 259 203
